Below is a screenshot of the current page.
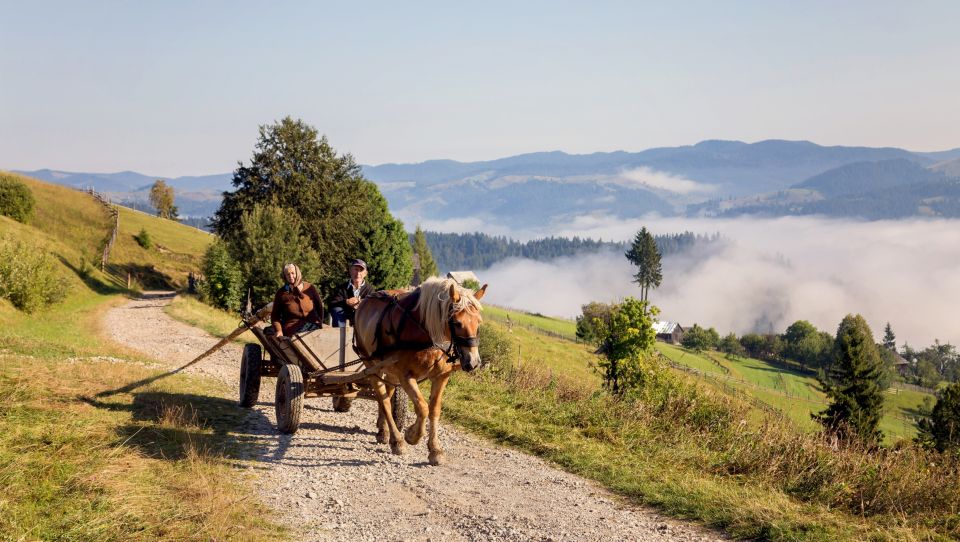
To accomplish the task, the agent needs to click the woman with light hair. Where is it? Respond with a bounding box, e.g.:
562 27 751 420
271 263 324 337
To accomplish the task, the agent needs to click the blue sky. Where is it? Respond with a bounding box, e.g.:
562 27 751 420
2 1 958 176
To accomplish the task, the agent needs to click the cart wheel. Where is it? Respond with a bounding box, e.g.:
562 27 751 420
275 364 304 434
391 387 409 429
239 344 262 408
332 396 353 412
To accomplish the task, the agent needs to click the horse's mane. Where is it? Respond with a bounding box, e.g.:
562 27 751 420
414 277 483 345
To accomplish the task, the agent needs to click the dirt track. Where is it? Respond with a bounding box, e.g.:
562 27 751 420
102 292 727 542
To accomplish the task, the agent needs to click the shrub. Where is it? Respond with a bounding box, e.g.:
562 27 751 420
478 320 516 372
0 236 68 312
0 176 35 223
196 240 243 312
134 228 153 249
461 278 481 290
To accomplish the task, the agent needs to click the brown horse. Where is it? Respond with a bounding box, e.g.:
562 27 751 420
353 277 486 465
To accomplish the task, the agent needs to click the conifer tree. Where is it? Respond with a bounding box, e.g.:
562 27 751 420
882 322 896 351
917 381 960 452
814 314 886 444
212 117 411 297
412 225 439 279
624 227 662 302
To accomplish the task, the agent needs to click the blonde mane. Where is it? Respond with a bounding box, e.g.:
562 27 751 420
414 277 483 345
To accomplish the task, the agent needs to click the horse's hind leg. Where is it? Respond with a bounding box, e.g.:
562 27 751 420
401 375 429 446
371 379 404 455
427 373 451 466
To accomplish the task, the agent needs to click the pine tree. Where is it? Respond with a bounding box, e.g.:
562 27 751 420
814 314 886 444
883 322 896 351
917 381 960 452
624 227 662 302
412 225 439 279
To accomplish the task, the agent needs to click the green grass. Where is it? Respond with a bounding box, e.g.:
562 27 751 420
485 304 577 340
443 351 955 541
483 304 934 443
0 174 283 541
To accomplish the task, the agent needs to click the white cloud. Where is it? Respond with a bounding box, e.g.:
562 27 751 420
478 216 960 348
615 167 715 195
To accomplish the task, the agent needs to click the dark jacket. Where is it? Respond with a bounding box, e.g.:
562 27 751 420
329 280 375 322
271 282 324 335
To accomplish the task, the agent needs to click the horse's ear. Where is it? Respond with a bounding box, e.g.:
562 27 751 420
473 283 488 300
449 283 460 303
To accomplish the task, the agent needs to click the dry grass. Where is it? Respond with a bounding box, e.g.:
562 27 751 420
0 354 282 542
445 324 960 541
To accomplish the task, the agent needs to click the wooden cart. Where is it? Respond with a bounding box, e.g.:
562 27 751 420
238 321 407 434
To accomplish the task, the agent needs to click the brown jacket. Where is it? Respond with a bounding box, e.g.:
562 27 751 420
271 282 324 335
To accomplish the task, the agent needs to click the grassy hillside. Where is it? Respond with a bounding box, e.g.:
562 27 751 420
487 304 932 443
0 173 280 541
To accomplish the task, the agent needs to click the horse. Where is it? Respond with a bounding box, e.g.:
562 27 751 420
352 277 486 466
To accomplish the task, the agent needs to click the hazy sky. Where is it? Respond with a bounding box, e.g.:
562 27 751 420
2 1 959 176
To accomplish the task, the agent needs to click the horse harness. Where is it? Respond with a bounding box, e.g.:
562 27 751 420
353 289 480 371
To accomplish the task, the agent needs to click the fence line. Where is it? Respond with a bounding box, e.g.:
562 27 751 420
86 188 119 270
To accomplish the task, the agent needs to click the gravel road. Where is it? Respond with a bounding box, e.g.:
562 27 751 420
102 292 727 542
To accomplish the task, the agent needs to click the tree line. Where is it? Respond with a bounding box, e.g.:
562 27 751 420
418 230 719 272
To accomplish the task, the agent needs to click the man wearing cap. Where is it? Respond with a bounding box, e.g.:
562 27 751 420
329 259 375 327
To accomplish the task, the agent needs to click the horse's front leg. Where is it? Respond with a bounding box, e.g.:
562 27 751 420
375 384 394 444
370 378 404 455
426 373 451 466
401 374 429 446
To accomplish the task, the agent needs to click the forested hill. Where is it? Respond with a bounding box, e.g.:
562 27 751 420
417 231 719 272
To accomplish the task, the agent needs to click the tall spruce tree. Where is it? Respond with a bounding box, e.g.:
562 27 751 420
814 314 886 444
882 322 896 351
624 227 662 302
212 117 411 301
412 225 439 279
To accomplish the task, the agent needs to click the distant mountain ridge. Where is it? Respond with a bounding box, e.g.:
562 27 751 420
12 139 960 224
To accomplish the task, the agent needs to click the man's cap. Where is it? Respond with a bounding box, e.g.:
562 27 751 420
350 259 367 270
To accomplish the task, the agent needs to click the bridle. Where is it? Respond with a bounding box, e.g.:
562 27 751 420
445 315 481 371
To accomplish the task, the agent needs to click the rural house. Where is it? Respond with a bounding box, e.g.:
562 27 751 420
447 270 480 286
652 320 685 344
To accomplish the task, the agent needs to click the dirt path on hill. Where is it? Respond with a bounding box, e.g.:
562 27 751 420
102 292 727 542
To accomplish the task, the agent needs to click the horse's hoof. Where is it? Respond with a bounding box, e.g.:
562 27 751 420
428 450 445 466
404 426 423 445
390 441 405 455
376 431 389 444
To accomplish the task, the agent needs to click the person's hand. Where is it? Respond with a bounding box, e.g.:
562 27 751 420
347 297 360 307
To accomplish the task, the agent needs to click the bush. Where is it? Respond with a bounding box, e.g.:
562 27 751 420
134 228 153 249
478 321 516 372
0 176 35 223
0 236 68 312
196 240 243 312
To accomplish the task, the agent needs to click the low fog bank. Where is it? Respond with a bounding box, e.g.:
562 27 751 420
479 216 960 348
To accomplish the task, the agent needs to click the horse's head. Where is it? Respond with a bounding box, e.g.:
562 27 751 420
447 283 487 372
